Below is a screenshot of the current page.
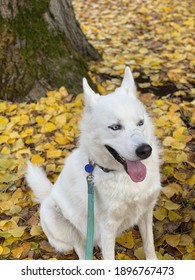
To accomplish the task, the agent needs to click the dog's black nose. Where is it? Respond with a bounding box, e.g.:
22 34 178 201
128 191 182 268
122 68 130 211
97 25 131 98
136 144 152 159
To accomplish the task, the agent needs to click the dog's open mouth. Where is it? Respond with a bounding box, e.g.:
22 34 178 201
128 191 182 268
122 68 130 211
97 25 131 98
105 145 146 183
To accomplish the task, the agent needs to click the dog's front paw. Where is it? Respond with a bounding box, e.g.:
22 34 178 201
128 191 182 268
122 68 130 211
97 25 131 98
146 254 158 260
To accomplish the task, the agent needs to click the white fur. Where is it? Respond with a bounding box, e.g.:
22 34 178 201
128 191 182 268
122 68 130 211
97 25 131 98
26 159 52 203
26 67 161 260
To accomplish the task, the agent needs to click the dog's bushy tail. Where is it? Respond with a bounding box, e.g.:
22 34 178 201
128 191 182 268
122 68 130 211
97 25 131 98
25 160 53 203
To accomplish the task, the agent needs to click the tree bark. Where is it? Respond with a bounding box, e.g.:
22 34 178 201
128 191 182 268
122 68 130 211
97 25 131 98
0 0 101 101
46 0 101 61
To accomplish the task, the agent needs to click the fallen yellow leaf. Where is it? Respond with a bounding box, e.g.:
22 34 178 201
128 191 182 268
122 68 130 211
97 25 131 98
179 234 193 246
55 133 69 145
36 115 45 125
164 200 180 210
0 116 9 126
165 234 180 247
134 247 145 260
8 226 26 238
12 247 23 259
0 246 3 255
12 188 24 200
162 183 182 199
46 163 56 173
97 83 106 94
59 86 68 97
116 231 135 249
0 201 13 211
30 225 43 236
31 154 45 165
47 149 62 159
0 135 9 144
117 253 132 260
43 122 56 133
168 211 182 222
0 102 7 113
19 115 29 125
0 246 10 255
153 208 167 221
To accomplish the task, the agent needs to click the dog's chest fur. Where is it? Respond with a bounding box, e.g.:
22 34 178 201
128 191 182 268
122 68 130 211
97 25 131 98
93 168 160 240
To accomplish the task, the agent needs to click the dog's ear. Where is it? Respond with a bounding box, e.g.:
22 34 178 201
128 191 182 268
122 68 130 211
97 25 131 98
121 67 136 95
83 78 100 108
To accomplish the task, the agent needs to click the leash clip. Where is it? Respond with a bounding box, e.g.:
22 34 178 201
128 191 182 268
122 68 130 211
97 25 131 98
87 173 94 182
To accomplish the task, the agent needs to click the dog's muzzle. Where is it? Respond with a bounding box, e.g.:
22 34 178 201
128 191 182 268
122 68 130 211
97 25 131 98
105 144 152 183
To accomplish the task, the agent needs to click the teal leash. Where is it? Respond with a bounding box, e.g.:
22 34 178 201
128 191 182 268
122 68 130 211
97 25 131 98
84 163 95 260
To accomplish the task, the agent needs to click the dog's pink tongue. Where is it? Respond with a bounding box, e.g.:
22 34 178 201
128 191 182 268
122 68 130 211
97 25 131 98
126 160 146 183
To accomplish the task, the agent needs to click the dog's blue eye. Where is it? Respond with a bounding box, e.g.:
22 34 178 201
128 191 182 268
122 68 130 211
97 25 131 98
137 120 144 126
109 124 122 131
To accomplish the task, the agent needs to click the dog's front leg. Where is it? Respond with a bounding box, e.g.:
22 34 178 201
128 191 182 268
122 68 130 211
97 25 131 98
138 208 157 260
100 225 116 260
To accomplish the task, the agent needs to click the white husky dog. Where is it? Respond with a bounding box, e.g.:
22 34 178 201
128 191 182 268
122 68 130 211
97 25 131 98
26 67 161 260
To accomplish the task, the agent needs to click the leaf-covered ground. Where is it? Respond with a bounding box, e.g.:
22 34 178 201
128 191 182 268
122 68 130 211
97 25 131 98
0 0 194 260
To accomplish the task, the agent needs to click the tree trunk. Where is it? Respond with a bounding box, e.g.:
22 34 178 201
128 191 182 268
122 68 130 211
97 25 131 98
0 0 101 101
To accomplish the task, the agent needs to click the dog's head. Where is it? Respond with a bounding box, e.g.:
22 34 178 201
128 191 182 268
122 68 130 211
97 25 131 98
80 67 156 182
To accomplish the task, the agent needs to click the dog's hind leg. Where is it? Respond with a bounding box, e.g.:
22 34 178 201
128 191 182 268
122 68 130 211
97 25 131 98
40 197 85 259
100 223 117 260
138 207 157 260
